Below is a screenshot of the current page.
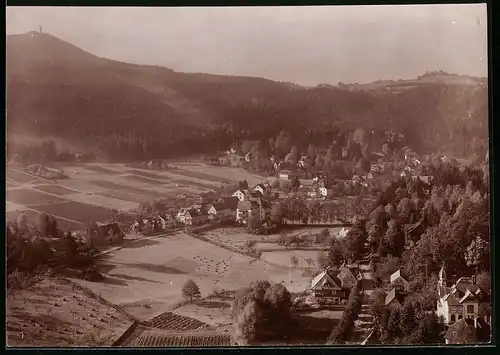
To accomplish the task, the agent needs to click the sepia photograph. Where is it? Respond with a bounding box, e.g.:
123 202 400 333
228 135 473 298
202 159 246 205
6 4 490 347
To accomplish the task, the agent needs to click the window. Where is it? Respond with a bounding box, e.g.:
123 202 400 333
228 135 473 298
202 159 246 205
451 315 456 323
458 315 463 320
467 305 474 313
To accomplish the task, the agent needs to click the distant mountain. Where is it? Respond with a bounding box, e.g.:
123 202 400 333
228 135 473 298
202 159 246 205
6 32 488 160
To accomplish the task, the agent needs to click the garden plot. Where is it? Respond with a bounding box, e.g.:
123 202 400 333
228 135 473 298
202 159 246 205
6 278 134 347
30 201 115 224
260 250 321 269
7 189 67 206
121 326 232 347
34 185 79 196
144 312 213 331
172 295 234 326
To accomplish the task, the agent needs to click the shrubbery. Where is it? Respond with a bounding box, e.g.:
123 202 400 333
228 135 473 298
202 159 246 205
327 282 362 344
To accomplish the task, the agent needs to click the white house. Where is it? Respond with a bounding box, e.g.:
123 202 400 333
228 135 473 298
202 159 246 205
310 270 345 302
338 227 350 239
318 187 328 198
176 208 189 223
389 269 410 292
252 183 267 196
436 265 488 325
184 208 209 226
232 189 248 202
279 170 291 180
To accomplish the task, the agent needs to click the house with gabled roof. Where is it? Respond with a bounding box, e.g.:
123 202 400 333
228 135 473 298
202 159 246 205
310 270 345 302
184 208 209 226
390 269 410 292
338 227 350 239
385 288 404 307
208 196 239 222
437 264 489 325
337 264 359 289
252 183 268 196
404 218 425 247
236 200 257 224
232 189 248 202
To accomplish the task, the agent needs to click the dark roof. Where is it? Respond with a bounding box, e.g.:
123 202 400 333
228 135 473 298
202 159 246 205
385 288 402 306
212 196 239 211
97 223 122 236
360 278 375 291
237 201 252 210
361 330 381 345
253 183 266 190
444 318 478 343
187 208 208 217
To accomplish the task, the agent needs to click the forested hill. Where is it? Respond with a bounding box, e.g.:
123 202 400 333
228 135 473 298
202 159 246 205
6 31 488 160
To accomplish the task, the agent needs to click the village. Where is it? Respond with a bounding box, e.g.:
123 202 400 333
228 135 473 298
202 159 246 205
6 4 490 347
7 140 491 346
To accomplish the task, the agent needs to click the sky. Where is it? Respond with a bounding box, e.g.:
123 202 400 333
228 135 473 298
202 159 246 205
6 5 488 86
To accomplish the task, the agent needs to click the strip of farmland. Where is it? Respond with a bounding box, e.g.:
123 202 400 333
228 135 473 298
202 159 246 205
123 175 165 185
34 185 79 195
170 179 217 190
7 167 39 183
170 169 233 183
84 165 121 175
6 189 67 205
29 201 115 223
125 170 171 180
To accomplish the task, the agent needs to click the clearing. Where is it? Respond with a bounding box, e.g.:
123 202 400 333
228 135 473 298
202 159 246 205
77 232 310 320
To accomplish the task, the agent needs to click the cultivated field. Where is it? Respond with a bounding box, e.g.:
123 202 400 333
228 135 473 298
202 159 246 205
6 278 134 347
6 162 264 232
7 189 66 206
172 294 234 326
34 185 80 196
121 326 233 347
73 232 310 321
7 167 40 184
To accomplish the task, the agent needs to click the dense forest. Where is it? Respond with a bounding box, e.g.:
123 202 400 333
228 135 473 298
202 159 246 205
6 32 488 162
